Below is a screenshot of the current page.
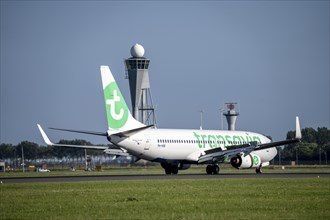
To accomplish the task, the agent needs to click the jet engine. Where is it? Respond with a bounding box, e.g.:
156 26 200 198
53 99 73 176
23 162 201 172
230 153 261 169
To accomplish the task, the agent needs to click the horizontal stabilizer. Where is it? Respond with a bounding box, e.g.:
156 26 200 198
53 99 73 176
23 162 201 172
37 124 53 146
37 124 108 150
49 127 107 136
38 124 129 156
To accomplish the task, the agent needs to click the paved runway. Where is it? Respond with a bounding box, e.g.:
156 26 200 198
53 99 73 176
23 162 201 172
1 173 329 184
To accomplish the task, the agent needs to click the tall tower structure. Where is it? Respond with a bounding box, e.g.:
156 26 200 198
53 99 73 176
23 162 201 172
124 44 156 126
223 102 239 131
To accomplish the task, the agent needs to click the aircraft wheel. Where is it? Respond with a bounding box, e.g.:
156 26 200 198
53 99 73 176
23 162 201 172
171 165 179 174
206 165 213 174
256 167 262 174
164 165 179 174
212 165 219 174
165 168 172 175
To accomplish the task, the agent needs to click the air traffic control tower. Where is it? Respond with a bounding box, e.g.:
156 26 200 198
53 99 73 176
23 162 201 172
124 44 156 126
223 102 239 131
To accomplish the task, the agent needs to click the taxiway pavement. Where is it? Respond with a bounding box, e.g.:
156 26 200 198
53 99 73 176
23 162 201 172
1 173 329 184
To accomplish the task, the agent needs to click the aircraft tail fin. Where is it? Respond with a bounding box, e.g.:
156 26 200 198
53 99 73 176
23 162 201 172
100 66 145 131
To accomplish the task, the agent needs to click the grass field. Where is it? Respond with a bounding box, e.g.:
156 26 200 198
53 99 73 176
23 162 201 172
1 178 329 219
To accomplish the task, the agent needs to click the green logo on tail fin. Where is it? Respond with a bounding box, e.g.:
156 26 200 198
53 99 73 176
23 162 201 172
104 82 129 129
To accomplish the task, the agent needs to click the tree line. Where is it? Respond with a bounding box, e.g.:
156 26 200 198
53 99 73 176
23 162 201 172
0 140 105 161
278 127 330 164
0 127 329 164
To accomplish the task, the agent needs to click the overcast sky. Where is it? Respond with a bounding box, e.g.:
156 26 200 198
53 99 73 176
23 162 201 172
1 1 329 145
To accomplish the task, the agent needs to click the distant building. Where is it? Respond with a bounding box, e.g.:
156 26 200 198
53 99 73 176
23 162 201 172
124 44 156 126
223 102 239 130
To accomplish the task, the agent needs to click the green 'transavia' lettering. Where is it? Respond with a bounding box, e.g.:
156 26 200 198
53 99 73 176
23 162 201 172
193 132 262 149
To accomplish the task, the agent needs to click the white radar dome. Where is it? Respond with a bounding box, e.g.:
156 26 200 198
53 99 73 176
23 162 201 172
130 43 145 58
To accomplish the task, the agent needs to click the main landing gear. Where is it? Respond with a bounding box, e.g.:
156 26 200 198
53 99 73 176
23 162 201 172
161 163 179 175
206 164 219 174
165 165 178 175
256 166 262 174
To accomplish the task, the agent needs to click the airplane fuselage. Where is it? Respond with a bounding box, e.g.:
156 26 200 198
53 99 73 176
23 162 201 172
111 128 277 164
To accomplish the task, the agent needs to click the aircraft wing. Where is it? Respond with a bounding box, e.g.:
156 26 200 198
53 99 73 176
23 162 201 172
254 116 301 151
37 124 130 156
198 138 300 164
198 116 302 164
198 142 258 164
254 138 300 151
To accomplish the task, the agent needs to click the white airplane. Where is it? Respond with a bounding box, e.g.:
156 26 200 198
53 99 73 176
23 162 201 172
38 66 302 175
